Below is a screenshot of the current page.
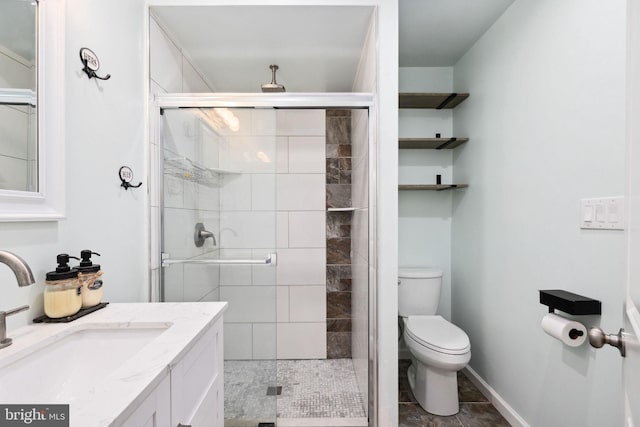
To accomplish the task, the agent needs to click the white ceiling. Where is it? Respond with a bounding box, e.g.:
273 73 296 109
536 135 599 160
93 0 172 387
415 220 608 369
151 1 515 92
399 0 514 67
152 6 374 93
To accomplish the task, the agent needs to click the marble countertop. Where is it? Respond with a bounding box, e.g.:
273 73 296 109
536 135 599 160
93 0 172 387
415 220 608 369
0 302 227 426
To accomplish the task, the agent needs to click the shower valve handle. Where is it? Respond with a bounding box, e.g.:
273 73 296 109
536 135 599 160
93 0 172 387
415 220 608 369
194 222 217 247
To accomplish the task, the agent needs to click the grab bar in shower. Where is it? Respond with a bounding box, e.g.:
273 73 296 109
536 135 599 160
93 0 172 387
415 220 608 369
161 252 277 268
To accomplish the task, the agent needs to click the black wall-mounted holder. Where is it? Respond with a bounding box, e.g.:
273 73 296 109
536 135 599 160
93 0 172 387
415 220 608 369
119 166 142 191
80 47 111 81
539 289 602 315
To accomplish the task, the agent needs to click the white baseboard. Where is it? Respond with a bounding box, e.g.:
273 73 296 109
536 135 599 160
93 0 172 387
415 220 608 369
462 366 530 427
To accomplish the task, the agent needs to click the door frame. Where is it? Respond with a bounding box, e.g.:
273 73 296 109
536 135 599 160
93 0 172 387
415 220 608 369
624 0 640 424
153 92 378 426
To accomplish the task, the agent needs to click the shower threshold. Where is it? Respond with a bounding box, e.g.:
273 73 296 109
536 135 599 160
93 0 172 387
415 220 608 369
224 419 367 427
277 417 368 426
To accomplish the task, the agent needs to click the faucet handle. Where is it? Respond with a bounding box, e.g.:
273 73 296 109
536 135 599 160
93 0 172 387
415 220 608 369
3 305 29 317
0 305 29 350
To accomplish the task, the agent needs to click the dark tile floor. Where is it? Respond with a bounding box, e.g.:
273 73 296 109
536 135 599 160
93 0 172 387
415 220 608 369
399 360 511 427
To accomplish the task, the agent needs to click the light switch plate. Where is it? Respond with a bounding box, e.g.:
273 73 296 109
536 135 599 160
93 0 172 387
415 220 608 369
580 197 625 230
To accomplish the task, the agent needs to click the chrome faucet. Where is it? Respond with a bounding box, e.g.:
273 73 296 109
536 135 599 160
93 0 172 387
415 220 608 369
0 250 35 349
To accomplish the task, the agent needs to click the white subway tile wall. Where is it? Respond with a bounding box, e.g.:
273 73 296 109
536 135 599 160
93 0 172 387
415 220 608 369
288 211 327 248
224 323 253 360
277 322 327 359
222 109 327 360
151 29 327 360
220 286 277 323
276 174 326 211
252 323 277 359
276 248 326 286
288 136 326 173
289 285 327 322
276 286 290 323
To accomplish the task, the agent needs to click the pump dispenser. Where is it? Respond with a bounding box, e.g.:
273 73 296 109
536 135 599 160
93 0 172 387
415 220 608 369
74 250 104 308
44 254 82 318
45 254 80 281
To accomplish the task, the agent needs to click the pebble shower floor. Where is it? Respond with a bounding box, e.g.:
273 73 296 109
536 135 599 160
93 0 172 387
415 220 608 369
224 359 366 424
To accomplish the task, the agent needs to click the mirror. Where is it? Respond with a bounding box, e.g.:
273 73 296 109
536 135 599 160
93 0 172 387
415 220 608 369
0 0 65 221
0 0 37 192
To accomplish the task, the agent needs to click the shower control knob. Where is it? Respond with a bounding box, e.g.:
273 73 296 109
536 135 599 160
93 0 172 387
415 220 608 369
588 327 626 357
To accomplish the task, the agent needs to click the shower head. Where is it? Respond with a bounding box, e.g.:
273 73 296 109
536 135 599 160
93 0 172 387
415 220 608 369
261 64 286 93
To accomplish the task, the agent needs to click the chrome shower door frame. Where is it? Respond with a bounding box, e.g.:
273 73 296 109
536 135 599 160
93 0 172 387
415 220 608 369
154 92 378 427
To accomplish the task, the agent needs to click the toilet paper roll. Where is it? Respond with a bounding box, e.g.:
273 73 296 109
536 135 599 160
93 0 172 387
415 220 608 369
541 313 587 347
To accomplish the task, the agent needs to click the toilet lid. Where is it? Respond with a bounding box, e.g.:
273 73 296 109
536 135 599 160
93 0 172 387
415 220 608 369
405 315 470 355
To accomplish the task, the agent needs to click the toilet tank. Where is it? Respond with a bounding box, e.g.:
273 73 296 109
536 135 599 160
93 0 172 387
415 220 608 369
398 268 443 316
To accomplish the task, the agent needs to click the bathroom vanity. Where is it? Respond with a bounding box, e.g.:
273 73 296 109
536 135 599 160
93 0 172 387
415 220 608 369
0 302 226 426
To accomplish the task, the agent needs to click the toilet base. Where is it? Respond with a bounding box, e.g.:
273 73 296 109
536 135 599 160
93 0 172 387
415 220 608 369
407 359 460 416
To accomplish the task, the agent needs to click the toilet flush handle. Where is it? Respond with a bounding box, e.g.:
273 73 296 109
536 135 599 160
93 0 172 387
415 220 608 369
398 279 401 285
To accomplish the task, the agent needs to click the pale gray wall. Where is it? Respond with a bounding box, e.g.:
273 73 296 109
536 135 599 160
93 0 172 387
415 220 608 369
1 0 149 330
399 66 454 320
452 1 626 426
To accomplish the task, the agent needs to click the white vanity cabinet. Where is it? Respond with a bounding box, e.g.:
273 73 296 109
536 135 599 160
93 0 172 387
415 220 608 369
120 314 224 427
121 376 172 427
171 317 224 427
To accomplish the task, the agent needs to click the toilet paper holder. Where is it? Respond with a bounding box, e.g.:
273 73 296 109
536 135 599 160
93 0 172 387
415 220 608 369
539 289 602 315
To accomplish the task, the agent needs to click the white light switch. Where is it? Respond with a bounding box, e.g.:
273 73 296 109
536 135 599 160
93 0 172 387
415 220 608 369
595 204 606 222
580 197 625 230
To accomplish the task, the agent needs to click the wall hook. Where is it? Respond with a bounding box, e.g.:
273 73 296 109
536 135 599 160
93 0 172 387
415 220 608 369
80 48 111 81
119 166 142 191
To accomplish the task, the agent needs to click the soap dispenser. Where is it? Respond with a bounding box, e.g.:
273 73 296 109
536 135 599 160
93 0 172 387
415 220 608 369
44 254 82 318
74 250 104 308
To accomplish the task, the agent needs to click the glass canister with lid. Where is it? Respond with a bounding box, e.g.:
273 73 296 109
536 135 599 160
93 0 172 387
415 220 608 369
44 254 82 318
74 250 103 308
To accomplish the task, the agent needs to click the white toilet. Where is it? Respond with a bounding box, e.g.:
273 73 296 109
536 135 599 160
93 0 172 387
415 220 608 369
399 268 471 416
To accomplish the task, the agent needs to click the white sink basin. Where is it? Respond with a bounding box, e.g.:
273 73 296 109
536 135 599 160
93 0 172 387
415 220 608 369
0 326 168 403
0 302 227 426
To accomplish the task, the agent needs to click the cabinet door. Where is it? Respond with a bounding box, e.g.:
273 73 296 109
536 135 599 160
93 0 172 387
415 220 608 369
171 320 223 427
120 375 171 427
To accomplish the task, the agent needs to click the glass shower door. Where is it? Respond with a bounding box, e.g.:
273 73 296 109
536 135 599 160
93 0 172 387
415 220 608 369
160 107 278 427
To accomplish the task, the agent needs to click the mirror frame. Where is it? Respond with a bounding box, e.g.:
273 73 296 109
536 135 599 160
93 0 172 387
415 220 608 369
0 0 65 221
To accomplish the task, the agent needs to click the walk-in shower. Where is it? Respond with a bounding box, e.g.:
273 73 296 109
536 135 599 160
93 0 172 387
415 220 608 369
153 94 375 427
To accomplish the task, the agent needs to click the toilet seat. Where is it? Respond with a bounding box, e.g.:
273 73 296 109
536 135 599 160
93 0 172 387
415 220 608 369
405 315 470 355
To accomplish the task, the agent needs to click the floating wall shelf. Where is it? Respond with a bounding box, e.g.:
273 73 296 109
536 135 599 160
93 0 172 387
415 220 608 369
399 93 469 109
399 184 468 191
399 137 469 150
539 289 602 315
